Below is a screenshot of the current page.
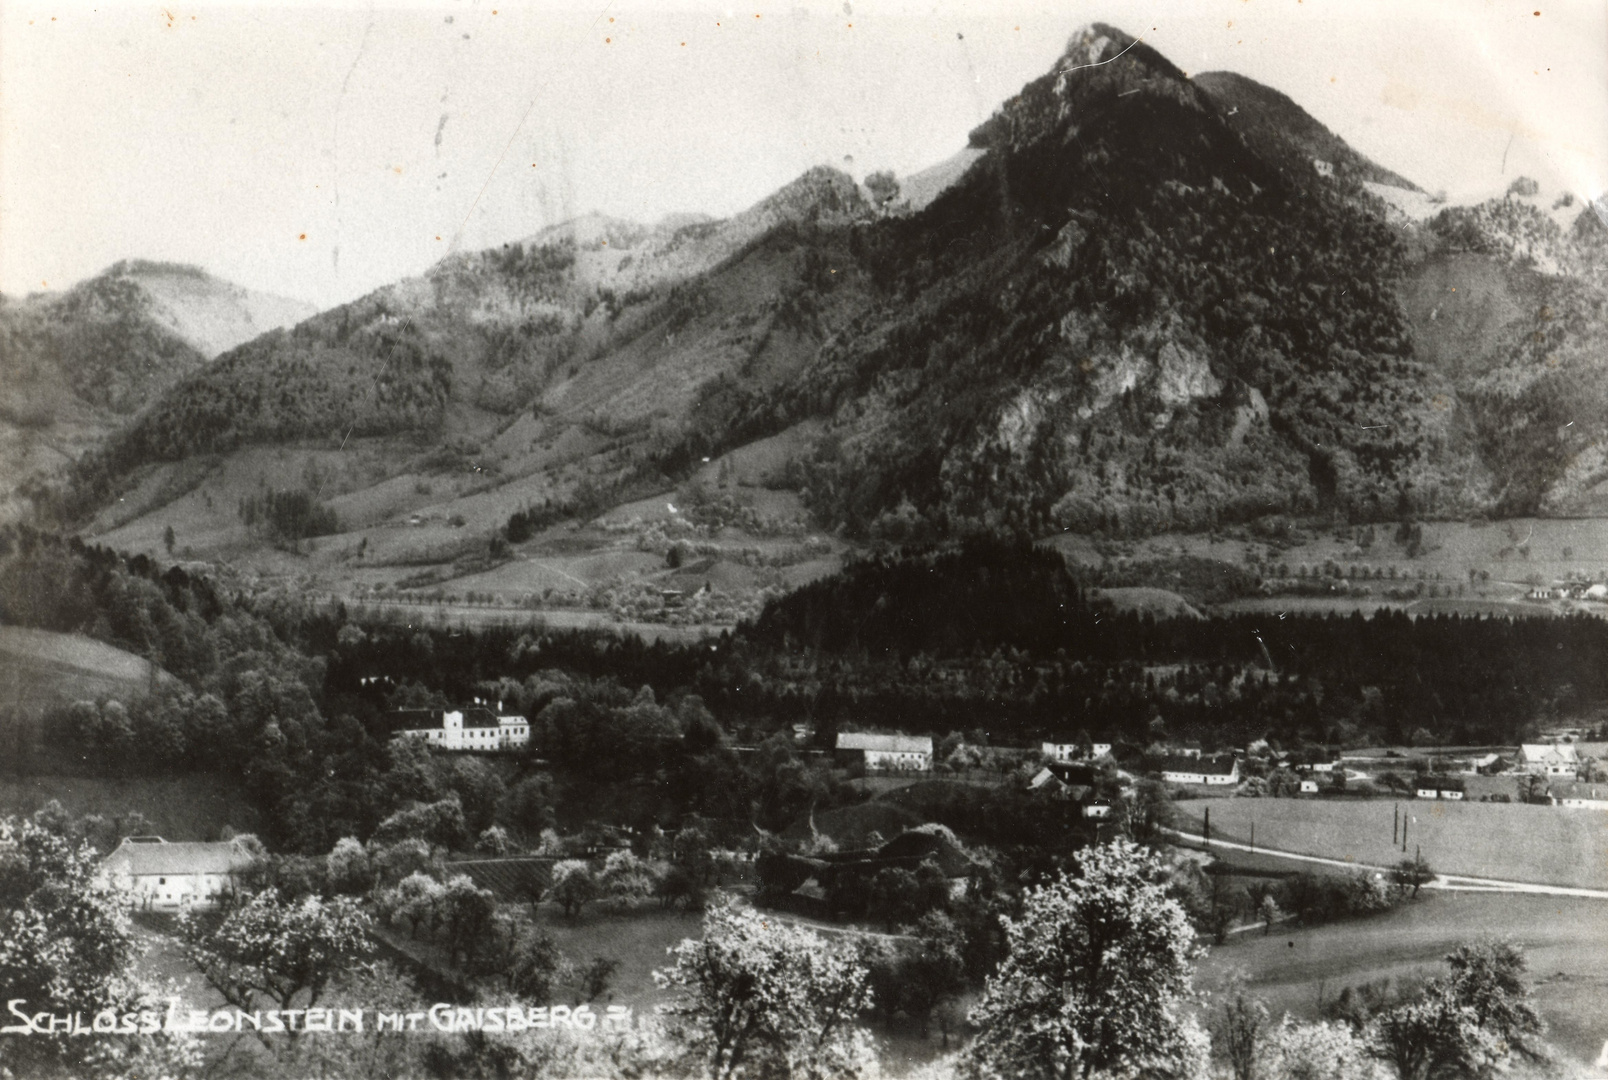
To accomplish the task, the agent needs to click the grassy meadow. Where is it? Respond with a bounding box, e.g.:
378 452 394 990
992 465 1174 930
0 625 168 710
1196 890 1608 1069
1176 797 1608 890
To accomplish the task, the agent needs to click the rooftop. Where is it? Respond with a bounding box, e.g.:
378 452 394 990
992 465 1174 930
101 837 257 877
1521 743 1580 762
836 732 933 755
1159 754 1238 776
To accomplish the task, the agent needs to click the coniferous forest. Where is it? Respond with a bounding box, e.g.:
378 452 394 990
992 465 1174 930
2 526 1601 855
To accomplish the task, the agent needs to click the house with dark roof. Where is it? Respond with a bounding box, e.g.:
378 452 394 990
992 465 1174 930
765 825 975 918
97 836 258 910
1415 776 1465 800
834 732 932 772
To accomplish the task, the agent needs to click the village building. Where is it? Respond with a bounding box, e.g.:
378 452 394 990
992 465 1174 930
1299 779 1320 794
98 836 257 910
834 732 933 772
1415 778 1466 800
1521 742 1580 778
391 706 530 752
1025 767 1111 818
1549 782 1608 811
1040 740 1113 762
1159 754 1239 786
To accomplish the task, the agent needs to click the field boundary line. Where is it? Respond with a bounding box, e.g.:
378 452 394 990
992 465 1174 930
1164 828 1608 900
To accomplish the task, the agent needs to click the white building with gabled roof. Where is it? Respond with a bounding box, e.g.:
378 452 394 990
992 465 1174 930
97 836 257 910
392 706 530 752
835 732 932 772
1521 743 1579 777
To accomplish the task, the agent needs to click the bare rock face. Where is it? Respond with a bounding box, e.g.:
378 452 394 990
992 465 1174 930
1155 342 1221 408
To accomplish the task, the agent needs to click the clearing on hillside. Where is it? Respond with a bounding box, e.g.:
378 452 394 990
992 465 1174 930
0 625 166 709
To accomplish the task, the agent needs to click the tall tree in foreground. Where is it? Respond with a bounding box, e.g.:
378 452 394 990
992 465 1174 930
181 888 372 1049
0 815 200 1079
1210 972 1268 1080
1369 940 1547 1080
655 900 877 1080
966 839 1208 1080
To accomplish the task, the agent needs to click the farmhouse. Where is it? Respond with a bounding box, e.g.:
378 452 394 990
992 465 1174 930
1040 740 1113 762
391 706 531 752
1549 782 1608 811
1299 779 1320 794
1159 754 1240 786
1415 778 1465 800
835 732 932 772
98 836 257 910
1521 743 1579 778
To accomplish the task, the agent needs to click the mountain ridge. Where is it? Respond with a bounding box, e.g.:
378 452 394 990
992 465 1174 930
37 24 1608 561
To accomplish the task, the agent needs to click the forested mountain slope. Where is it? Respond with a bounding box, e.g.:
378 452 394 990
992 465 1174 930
0 261 314 522
54 25 1608 549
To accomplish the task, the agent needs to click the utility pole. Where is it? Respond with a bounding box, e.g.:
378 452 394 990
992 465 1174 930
1204 807 1211 847
1393 803 1399 845
1402 813 1409 852
1250 820 1255 850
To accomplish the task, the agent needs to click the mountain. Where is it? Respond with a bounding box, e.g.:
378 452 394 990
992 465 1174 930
0 261 315 521
55 24 1608 556
681 24 1462 537
688 25 1608 535
58 168 875 523
1192 71 1419 194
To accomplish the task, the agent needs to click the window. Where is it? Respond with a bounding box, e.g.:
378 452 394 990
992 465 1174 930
159 877 167 885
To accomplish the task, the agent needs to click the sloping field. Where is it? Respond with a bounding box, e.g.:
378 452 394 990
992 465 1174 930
0 625 165 709
0 772 259 841
1196 891 1608 1069
1177 797 1608 890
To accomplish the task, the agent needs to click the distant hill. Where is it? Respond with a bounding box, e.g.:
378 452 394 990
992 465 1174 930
1 260 315 413
0 262 315 522
61 167 877 519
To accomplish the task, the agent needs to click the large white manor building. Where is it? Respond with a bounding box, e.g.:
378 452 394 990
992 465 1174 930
391 706 531 751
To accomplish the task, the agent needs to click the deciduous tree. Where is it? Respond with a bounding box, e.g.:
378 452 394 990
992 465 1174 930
656 900 877 1080
181 888 371 1045
0 816 201 1079
966 839 1207 1080
551 860 600 918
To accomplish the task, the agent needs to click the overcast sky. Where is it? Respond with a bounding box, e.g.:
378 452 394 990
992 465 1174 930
2 0 1604 309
